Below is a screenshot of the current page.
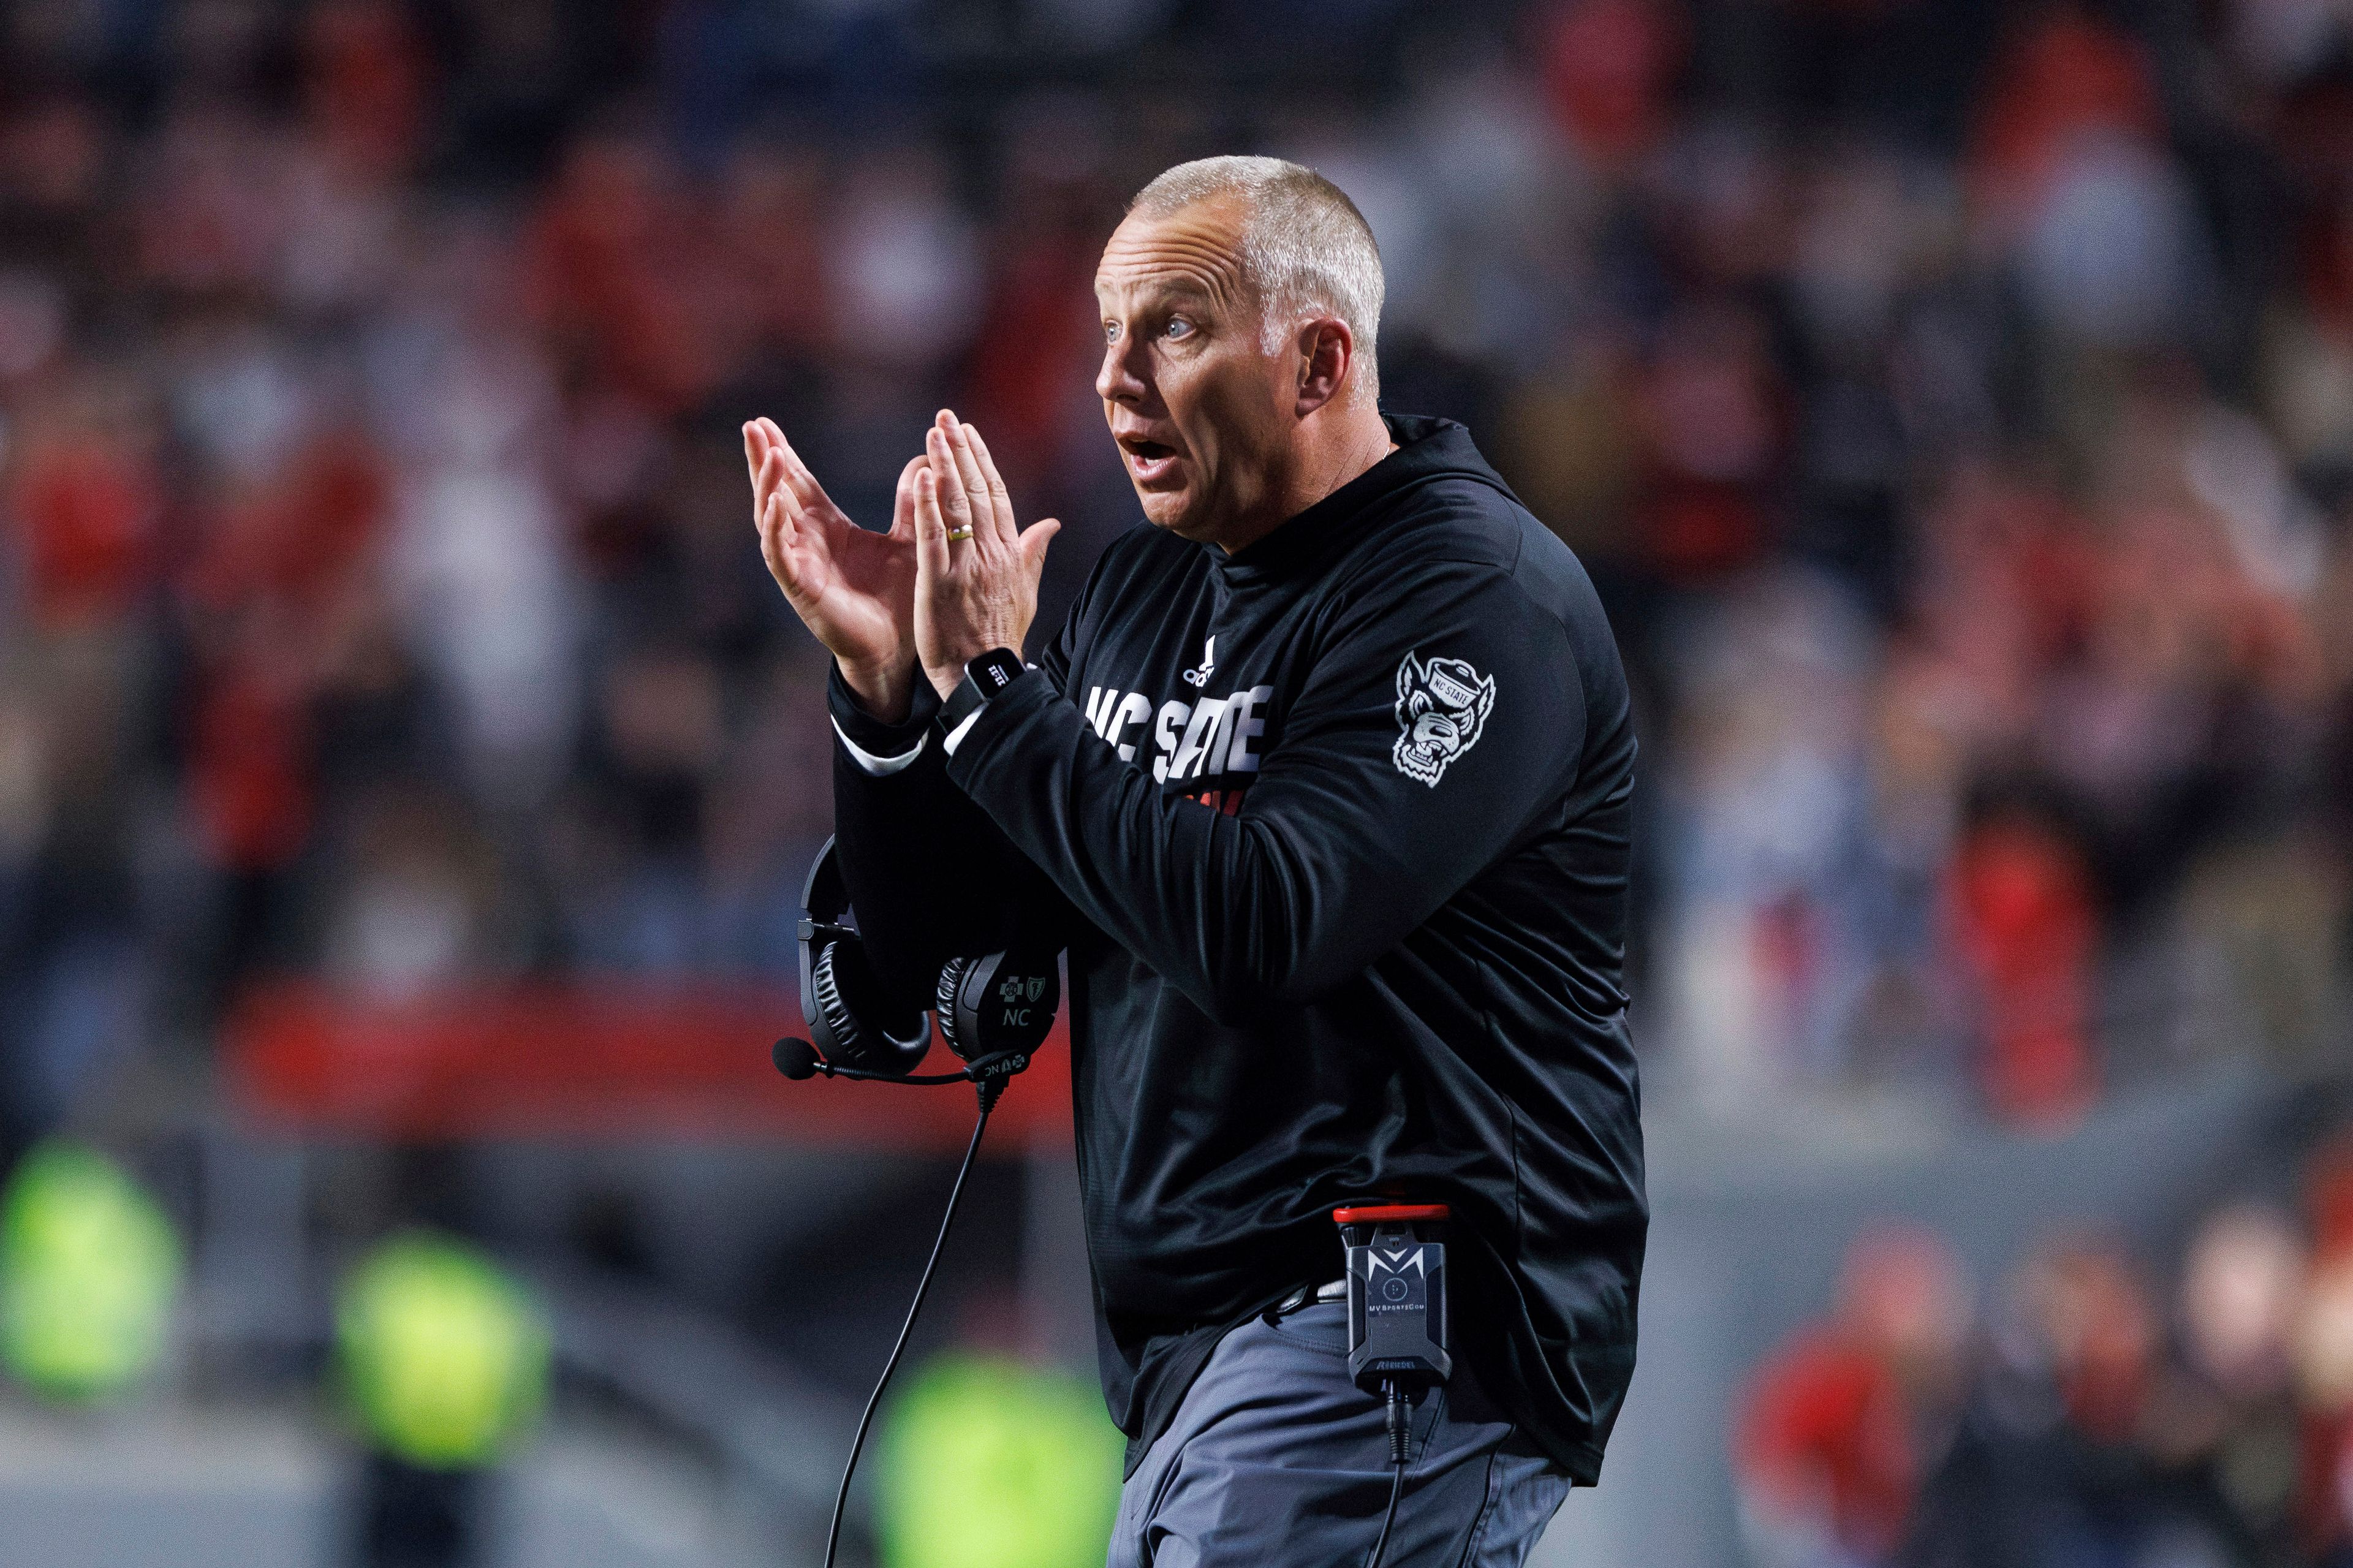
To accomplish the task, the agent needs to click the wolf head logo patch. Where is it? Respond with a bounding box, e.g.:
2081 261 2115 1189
1392 651 1495 786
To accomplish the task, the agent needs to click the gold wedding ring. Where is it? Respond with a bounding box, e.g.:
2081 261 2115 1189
945 525 975 542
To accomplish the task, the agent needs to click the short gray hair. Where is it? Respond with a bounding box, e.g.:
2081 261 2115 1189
1130 156 1384 404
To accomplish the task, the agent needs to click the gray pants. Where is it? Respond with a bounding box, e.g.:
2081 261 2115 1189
1107 1301 1571 1567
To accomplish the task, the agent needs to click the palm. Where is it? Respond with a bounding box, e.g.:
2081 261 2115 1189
746 419 919 675
771 487 915 662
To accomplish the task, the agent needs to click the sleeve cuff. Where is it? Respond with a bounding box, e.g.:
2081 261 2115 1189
827 661 938 776
834 719 925 775
940 667 1055 777
939 708 984 757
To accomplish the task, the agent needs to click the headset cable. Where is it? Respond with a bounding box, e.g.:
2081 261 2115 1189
821 1078 1001 1568
1365 1377 1409 1568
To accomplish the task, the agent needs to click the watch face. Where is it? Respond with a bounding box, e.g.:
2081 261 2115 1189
972 650 1022 692
939 650 1021 736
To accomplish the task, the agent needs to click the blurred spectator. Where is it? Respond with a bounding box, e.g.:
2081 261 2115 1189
1946 810 2099 1129
1899 1234 2255 1567
1735 1227 1970 1567
336 1230 550 1568
2152 1206 2306 1566
1737 1171 2353 1568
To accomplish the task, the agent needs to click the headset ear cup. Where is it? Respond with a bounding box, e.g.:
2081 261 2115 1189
810 941 864 1058
937 951 1058 1061
952 955 998 1058
819 936 931 1074
934 956 975 1058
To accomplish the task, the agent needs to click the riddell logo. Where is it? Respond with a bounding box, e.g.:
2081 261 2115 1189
1181 636 1216 688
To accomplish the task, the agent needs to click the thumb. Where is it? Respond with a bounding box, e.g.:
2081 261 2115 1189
1019 517 1061 577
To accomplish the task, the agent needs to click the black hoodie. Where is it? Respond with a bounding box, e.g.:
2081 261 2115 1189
827 414 1646 1483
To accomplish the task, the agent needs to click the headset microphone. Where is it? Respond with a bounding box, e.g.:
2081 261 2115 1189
771 836 1062 1568
771 1036 1036 1088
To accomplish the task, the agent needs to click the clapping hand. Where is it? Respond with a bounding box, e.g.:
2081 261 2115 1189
911 411 1061 701
745 417 926 722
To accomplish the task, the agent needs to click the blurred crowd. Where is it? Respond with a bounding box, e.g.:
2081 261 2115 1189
0 0 2347 1156
1734 1131 2353 1568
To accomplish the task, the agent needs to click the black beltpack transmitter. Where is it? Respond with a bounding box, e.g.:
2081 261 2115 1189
1335 1203 1453 1396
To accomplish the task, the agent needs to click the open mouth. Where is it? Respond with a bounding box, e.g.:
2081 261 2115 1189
1116 434 1183 486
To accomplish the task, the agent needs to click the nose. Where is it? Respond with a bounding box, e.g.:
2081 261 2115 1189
1096 330 1148 408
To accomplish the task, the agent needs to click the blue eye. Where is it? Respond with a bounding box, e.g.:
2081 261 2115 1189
1165 318 1193 340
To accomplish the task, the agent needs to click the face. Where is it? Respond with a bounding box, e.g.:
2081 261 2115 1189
1094 199 1297 545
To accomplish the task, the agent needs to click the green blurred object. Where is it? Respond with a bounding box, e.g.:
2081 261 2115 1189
336 1232 550 1469
0 1140 183 1402
877 1352 1126 1568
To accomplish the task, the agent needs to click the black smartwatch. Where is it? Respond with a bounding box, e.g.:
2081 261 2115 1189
937 648 1026 739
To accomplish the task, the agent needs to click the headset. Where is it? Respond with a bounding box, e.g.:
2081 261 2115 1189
773 836 1059 1090
769 835 1060 1568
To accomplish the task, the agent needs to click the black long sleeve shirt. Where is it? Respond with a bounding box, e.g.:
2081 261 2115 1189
827 414 1645 1483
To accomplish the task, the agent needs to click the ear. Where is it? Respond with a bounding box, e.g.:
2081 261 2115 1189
1293 316 1354 418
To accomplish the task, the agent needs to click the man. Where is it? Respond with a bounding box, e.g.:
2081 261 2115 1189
746 156 1645 1565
